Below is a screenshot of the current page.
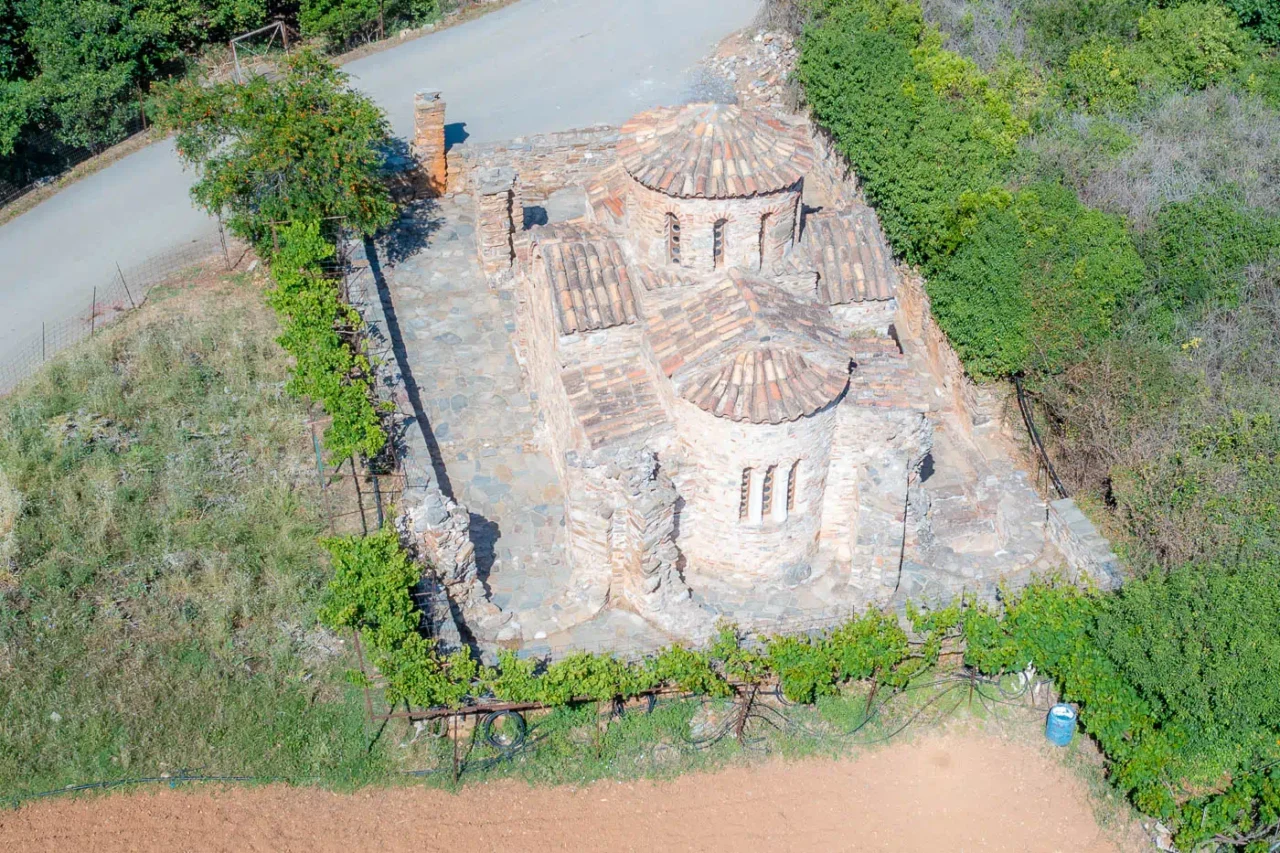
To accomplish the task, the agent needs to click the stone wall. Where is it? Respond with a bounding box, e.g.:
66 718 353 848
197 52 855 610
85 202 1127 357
820 404 932 595
670 394 837 584
626 178 801 273
893 268 984 427
564 449 711 640
412 90 448 197
459 126 621 207
1047 498 1123 590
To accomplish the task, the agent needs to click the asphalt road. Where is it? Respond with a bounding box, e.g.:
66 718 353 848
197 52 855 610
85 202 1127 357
0 0 760 364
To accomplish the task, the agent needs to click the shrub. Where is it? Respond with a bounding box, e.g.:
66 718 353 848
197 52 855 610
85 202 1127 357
267 220 387 460
1060 38 1149 112
1223 0 1280 44
929 181 1144 376
926 203 1031 377
1025 0 1145 66
1139 2 1248 89
1111 410 1280 566
156 50 396 247
797 4 1013 266
1141 192 1280 327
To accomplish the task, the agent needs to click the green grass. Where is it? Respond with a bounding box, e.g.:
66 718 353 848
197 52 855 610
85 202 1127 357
0 278 388 799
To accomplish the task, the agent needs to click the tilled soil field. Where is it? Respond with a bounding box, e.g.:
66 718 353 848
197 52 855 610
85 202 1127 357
0 732 1143 852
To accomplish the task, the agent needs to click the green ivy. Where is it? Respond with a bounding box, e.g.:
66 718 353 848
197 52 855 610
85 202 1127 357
266 220 387 461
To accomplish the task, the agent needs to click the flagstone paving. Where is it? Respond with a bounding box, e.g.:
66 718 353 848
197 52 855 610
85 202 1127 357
382 196 573 615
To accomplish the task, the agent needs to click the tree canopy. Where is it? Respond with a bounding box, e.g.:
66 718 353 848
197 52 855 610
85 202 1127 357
155 50 396 245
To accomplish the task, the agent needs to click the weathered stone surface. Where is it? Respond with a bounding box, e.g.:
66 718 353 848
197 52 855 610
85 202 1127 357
370 70 1119 658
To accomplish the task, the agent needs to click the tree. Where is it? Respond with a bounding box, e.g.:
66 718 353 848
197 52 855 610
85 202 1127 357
155 50 397 245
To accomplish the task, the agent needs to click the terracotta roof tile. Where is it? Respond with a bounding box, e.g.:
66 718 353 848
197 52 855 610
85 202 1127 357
533 224 640 336
561 349 670 449
647 270 850 424
790 208 898 304
617 104 813 200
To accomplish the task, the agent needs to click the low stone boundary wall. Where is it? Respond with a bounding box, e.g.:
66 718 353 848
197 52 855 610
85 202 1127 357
1047 498 1122 591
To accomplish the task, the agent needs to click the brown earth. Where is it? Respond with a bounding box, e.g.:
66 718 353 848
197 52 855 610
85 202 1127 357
0 731 1145 852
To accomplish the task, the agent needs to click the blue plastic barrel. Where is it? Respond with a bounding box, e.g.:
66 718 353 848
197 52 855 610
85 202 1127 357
1046 703 1077 746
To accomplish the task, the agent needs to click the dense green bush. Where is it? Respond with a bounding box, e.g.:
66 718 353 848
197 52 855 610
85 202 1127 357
927 182 1143 377
1141 192 1280 327
1140 2 1249 88
797 5 1012 267
299 0 442 48
1060 38 1151 111
267 220 387 460
157 50 396 247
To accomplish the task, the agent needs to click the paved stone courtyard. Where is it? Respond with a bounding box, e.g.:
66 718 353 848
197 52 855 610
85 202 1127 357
382 198 572 614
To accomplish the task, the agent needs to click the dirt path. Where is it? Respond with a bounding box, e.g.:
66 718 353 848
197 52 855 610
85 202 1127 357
0 732 1140 852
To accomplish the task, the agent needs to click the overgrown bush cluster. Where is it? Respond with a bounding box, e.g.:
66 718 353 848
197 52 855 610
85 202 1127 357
158 51 395 462
322 524 1280 848
789 0 1280 846
317 529 968 709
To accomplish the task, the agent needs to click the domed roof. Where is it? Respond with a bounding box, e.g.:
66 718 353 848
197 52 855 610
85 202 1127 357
617 104 814 199
681 346 849 424
646 271 850 424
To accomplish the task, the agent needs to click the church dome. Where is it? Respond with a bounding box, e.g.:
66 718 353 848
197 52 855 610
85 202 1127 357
617 103 814 200
646 270 850 424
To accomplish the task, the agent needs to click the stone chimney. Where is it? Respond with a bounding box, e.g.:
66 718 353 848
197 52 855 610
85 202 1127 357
475 166 517 273
413 90 447 197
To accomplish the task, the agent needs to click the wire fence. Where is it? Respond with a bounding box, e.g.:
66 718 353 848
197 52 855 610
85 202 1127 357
0 222 247 396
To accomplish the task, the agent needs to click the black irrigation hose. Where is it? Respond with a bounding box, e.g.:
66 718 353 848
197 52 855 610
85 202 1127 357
1014 374 1068 499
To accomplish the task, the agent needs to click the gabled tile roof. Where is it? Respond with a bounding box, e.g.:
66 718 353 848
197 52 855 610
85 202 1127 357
647 270 850 424
585 164 629 229
617 104 814 199
791 208 898 304
561 349 670 449
533 224 640 336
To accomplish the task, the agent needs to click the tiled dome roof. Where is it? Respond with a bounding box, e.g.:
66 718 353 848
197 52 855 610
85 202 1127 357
681 346 849 424
647 271 850 424
617 104 813 199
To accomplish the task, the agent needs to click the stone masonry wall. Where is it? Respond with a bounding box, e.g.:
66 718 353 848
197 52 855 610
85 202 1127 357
412 90 448 197
459 126 621 207
564 449 710 640
894 268 984 427
626 179 801 273
1047 498 1123 590
671 395 837 583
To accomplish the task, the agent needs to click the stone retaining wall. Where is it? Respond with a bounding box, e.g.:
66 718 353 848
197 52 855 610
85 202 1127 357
1047 498 1123 591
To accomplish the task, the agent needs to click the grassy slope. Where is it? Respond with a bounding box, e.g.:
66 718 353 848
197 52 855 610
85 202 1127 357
0 275 386 798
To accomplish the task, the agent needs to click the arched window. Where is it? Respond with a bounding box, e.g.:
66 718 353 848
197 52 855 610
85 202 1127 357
666 212 682 265
787 460 800 513
713 219 728 269
761 465 777 520
739 468 752 520
758 212 773 269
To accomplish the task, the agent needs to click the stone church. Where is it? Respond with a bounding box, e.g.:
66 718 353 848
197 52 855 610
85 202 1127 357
476 103 934 637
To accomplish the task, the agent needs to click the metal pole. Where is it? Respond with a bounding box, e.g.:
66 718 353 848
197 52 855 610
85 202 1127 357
218 216 231 269
90 287 96 336
116 263 136 308
42 323 46 362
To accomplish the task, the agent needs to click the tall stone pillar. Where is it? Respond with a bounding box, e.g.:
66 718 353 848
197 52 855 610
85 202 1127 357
475 166 517 273
413 90 447 197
